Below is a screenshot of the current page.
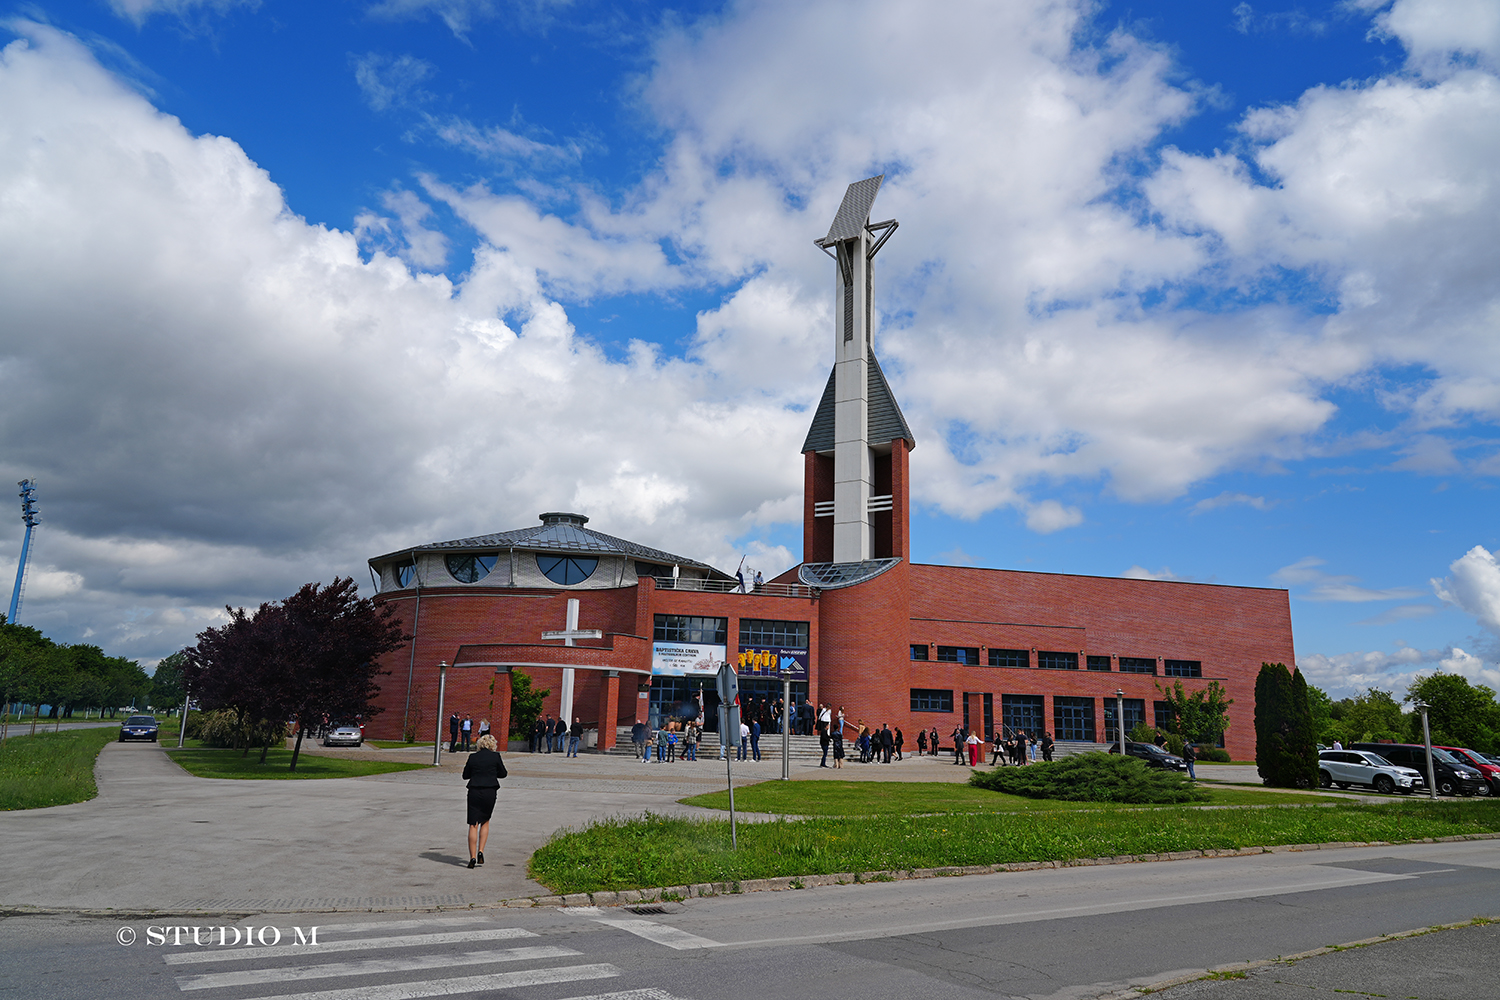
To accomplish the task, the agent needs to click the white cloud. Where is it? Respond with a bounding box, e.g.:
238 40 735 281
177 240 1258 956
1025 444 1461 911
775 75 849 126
1355 603 1440 625
1370 0 1500 74
353 52 435 112
1024 499 1084 534
1297 643 1440 697
354 189 450 270
1191 491 1274 515
1123 565 1179 581
1273 557 1424 602
1432 544 1500 634
107 0 258 27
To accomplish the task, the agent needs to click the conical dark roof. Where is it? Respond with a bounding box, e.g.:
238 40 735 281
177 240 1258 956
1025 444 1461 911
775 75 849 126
800 350 916 454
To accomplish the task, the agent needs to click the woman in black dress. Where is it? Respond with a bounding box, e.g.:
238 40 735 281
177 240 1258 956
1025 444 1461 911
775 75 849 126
462 734 506 868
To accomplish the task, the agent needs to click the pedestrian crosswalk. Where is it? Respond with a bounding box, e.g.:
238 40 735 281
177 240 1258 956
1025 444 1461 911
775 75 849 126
155 913 698 1000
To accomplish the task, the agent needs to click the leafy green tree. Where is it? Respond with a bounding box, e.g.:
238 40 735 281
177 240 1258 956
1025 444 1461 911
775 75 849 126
1307 684 1335 745
1405 673 1500 753
507 670 549 739
150 651 187 713
1255 662 1317 787
1155 678 1234 747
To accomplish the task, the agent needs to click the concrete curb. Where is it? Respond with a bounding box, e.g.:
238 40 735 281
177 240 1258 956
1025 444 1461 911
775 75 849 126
7 831 1497 919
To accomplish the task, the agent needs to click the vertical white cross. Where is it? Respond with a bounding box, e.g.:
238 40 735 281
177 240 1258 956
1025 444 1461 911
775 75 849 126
542 597 603 724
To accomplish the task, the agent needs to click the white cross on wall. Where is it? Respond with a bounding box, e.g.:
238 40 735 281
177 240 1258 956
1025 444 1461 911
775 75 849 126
541 598 603 724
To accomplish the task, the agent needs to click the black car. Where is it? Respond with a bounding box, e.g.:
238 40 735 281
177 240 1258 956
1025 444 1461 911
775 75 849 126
1112 741 1190 771
1350 742 1486 796
119 715 159 742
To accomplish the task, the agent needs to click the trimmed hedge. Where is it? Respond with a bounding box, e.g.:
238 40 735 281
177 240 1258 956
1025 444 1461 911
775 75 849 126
968 752 1210 804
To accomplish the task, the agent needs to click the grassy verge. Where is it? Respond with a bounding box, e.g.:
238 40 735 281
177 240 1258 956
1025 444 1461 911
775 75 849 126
166 747 429 779
529 799 1500 894
680 780 1338 815
0 727 117 809
368 740 432 749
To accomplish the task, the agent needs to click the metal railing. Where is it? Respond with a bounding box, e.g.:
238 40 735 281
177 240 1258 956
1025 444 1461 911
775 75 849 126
647 576 816 598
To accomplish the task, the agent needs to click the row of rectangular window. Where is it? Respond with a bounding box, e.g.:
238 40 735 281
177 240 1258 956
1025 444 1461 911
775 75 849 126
654 615 810 648
910 645 1201 677
910 690 1188 743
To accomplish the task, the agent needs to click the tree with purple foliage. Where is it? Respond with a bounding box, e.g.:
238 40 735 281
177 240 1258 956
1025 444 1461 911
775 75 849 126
184 578 406 770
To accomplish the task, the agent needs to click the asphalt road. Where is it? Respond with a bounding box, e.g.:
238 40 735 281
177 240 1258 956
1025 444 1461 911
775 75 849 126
3 839 1496 1000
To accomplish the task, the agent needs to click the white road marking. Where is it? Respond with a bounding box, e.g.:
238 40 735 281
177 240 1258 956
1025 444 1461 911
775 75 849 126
233 963 619 1000
592 918 722 950
302 916 501 935
551 992 688 1000
163 927 536 965
562 906 603 915
175 945 582 990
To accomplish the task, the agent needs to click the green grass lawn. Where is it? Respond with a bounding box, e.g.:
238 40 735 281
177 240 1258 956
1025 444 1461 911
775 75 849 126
367 739 433 749
680 780 1339 815
0 726 117 809
166 746 429 779
529 798 1500 894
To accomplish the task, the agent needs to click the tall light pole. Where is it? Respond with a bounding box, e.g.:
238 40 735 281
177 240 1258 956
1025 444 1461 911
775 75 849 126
432 661 449 767
1116 689 1126 755
1416 700 1437 800
7 480 39 624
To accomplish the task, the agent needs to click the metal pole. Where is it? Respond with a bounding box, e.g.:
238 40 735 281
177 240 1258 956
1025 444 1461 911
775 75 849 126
726 737 737 850
432 661 448 767
1116 689 1126 755
177 686 190 748
781 674 791 780
1419 702 1437 800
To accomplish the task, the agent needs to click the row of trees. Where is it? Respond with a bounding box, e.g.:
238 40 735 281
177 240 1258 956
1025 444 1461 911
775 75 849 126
181 578 405 769
1256 662 1500 786
0 619 152 735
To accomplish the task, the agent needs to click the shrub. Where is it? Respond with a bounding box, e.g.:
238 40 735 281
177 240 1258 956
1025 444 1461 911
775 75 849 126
968 752 1209 804
195 708 287 749
1197 747 1230 763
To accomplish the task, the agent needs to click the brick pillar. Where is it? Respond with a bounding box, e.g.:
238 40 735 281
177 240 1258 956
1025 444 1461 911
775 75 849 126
597 671 620 752
890 437 911 559
965 691 988 762
494 668 512 749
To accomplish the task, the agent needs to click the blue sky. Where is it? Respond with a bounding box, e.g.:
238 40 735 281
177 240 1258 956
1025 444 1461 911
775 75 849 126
3 0 1500 700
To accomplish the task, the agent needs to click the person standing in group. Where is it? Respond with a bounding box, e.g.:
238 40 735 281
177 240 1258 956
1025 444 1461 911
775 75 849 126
930 727 940 758
837 706 846 735
541 715 554 753
461 715 472 752
819 703 832 736
916 729 927 756
461 733 506 869
530 716 545 753
1183 741 1197 780
990 730 1005 766
831 724 845 768
631 719 647 759
894 727 904 761
739 719 751 760
553 716 568 754
966 729 982 767
750 718 762 761
880 724 894 763
449 712 461 753
819 719 831 768
1041 731 1054 762
477 718 490 744
684 722 699 761
952 726 966 764
1029 730 1038 761
641 727 655 764
567 716 583 757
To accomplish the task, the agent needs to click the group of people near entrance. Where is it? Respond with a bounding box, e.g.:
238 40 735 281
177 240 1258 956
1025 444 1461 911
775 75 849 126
446 712 491 753
815 707 905 767
527 715 587 757
631 718 707 762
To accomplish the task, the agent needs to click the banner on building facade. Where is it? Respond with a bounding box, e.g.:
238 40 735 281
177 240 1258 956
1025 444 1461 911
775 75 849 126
651 642 726 676
736 645 809 680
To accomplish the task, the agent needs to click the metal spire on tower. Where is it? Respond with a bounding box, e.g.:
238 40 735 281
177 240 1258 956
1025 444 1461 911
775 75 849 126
8 480 39 624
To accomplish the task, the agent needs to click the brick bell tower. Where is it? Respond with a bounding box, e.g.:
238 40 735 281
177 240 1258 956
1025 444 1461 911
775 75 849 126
801 175 915 567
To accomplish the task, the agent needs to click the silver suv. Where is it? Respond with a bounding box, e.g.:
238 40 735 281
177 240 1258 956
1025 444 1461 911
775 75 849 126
1318 749 1424 794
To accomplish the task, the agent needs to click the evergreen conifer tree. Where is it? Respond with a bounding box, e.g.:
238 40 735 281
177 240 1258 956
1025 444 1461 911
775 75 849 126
1255 662 1317 786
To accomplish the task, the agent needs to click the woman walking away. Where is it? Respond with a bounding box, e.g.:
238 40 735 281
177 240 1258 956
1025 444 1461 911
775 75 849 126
832 726 845 768
462 734 506 869
916 729 927 756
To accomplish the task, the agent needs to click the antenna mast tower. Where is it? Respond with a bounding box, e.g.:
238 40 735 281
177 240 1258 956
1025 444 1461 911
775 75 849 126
8 480 39 624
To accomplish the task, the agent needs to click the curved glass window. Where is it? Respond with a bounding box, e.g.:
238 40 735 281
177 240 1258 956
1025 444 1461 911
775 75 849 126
395 563 416 587
537 555 598 585
445 553 497 584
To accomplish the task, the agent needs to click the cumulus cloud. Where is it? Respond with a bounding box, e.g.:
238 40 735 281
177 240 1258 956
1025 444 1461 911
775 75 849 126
1433 544 1500 634
1368 0 1500 74
1123 565 1179 581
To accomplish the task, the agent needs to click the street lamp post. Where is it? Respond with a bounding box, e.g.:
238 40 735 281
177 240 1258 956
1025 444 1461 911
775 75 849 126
781 670 791 781
432 661 449 767
1116 689 1126 755
1416 700 1437 800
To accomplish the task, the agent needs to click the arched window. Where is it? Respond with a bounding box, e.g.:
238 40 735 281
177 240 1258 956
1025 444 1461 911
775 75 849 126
537 555 598 585
445 554 497 584
395 563 416 587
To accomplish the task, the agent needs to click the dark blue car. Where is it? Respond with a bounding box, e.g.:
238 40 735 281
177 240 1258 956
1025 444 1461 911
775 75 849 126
119 715 158 742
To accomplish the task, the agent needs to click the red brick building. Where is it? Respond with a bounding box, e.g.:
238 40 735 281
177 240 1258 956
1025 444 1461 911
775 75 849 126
364 177 1294 758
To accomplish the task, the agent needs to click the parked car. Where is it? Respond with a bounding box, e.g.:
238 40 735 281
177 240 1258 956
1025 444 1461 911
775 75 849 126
1318 749 1424 794
1435 746 1500 796
119 715 159 742
1350 743 1486 796
322 724 364 747
1120 741 1190 771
